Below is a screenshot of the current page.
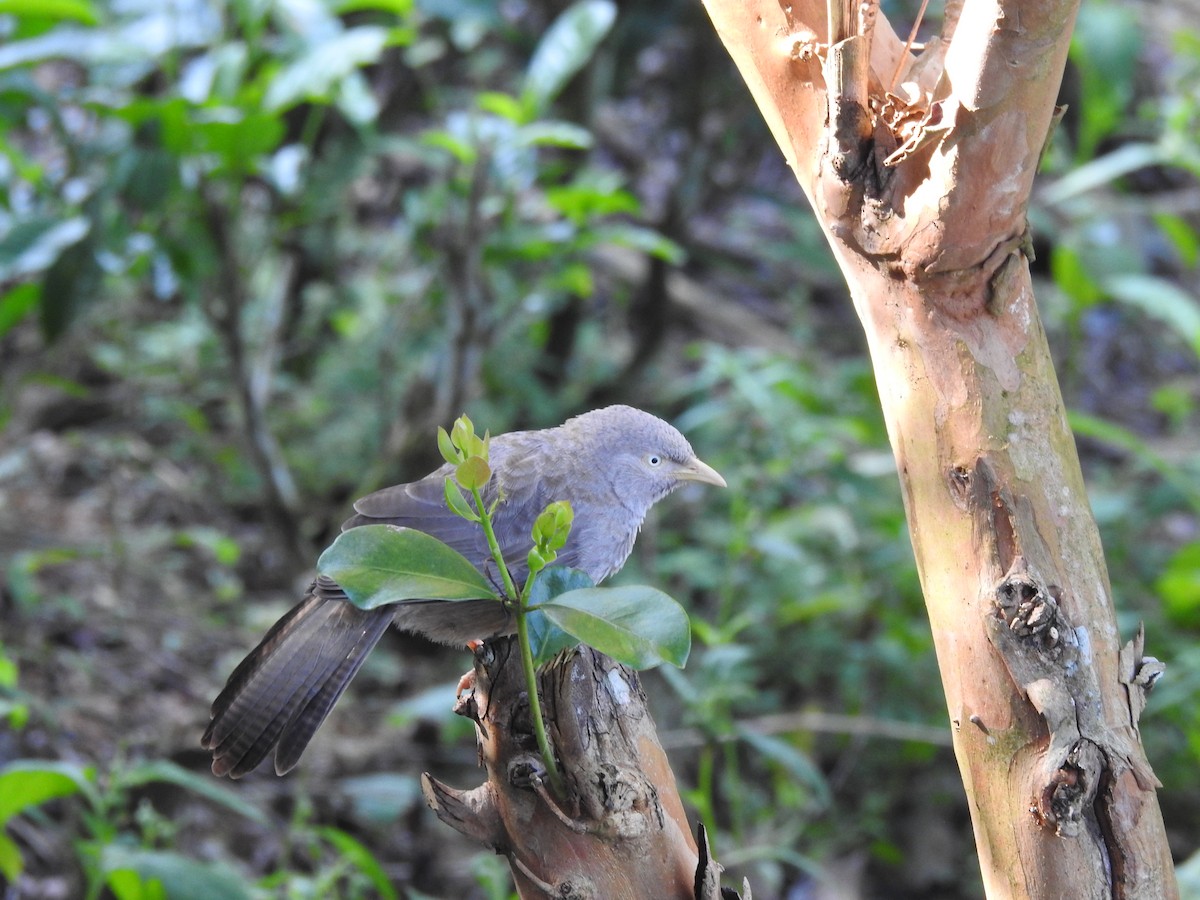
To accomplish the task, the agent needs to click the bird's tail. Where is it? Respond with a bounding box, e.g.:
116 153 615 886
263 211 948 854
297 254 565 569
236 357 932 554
202 589 394 778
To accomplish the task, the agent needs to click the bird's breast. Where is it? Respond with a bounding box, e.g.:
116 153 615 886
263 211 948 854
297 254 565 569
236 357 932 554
570 504 643 583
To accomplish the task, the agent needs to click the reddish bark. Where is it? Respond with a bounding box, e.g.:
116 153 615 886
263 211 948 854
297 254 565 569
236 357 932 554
701 0 1177 895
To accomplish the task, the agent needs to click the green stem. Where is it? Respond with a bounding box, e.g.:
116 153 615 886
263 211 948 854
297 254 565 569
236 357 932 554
470 485 565 797
470 484 519 602
514 586 565 797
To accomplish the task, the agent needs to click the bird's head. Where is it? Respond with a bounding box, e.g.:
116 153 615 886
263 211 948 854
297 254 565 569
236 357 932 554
565 405 726 516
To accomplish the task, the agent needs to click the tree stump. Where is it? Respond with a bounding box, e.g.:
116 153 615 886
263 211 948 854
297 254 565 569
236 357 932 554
423 639 723 898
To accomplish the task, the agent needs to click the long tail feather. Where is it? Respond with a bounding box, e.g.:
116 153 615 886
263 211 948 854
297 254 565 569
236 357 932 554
202 593 393 777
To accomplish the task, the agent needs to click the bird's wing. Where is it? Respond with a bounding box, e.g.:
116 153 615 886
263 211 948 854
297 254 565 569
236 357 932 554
345 445 588 584
480 442 592 580
345 463 489 559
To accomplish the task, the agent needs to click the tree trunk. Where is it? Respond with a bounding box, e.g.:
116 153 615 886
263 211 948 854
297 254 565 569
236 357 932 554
700 0 1177 896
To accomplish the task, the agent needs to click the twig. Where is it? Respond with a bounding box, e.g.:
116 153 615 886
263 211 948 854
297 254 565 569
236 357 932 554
659 710 952 749
888 0 932 92
531 778 592 833
200 185 304 566
509 852 557 893
434 142 496 428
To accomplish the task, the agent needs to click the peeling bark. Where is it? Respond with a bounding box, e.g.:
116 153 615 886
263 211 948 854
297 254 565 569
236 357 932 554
701 0 1177 896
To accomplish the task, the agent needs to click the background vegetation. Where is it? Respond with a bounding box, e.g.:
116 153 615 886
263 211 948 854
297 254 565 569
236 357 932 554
0 0 1197 897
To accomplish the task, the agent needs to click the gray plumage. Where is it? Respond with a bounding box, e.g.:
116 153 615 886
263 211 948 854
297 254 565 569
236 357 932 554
202 406 724 778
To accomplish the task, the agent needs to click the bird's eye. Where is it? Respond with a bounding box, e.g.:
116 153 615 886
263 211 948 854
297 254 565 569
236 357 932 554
648 454 662 466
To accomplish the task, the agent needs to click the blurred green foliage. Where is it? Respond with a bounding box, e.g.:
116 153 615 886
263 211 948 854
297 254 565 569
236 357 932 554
0 757 260 897
0 755 404 897
0 0 1197 897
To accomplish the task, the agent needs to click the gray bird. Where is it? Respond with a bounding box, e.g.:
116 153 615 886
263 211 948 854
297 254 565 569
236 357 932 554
202 405 725 778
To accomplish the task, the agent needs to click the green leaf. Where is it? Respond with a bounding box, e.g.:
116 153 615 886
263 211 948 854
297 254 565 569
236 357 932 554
552 261 594 298
0 283 39 338
539 584 690 669
0 760 93 824
437 425 460 464
449 415 488 459
455 455 491 491
1157 542 1200 627
1155 213 1200 268
736 728 832 808
527 567 593 604
0 214 89 282
545 184 638 224
418 0 504 43
443 477 480 522
2 701 29 730
1050 244 1101 308
115 134 172 195
106 867 167 900
525 608 580 667
525 573 590 667
336 70 381 126
333 0 413 16
477 91 527 123
532 500 573 553
450 414 475 451
421 129 477 163
525 547 549 576
40 233 99 341
0 832 22 882
1105 273 1200 358
316 827 398 900
521 0 616 115
318 525 498 610
100 847 252 900
525 568 592 666
1069 2 1142 159
264 26 390 113
1067 411 1200 511
595 222 686 264
189 111 286 171
0 0 98 24
173 528 241 567
513 121 593 149
116 759 267 824
1041 142 1166 205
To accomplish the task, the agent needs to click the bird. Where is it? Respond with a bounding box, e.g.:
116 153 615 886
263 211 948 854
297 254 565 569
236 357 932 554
202 405 725 778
